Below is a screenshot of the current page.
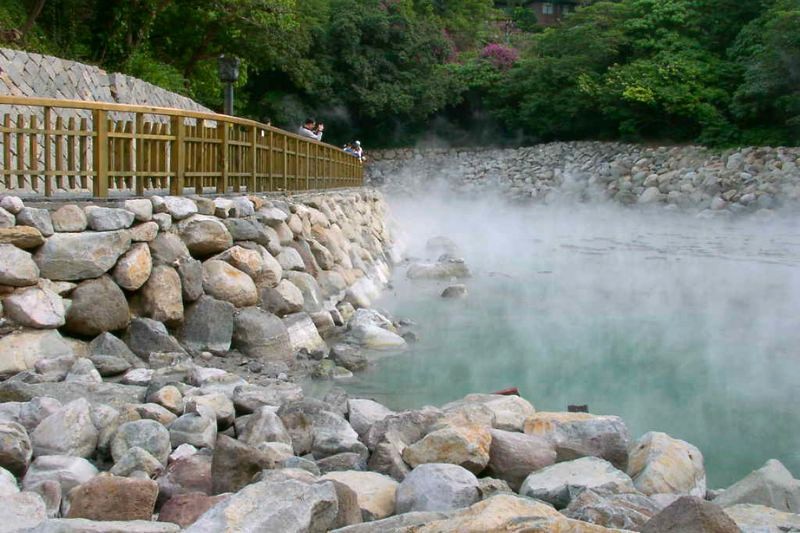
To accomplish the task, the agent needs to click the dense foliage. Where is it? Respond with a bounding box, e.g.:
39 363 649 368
2 0 798 146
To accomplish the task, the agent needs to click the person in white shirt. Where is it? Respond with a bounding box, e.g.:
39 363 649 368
298 118 323 141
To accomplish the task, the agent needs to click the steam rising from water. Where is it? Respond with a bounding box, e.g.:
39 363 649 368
346 187 800 487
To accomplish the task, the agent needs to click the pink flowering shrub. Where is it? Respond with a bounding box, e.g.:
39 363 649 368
479 43 519 70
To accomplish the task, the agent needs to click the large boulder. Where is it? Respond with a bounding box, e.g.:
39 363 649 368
444 393 536 432
156 453 212 504
524 412 631 471
85 207 135 231
179 296 235 353
185 479 338 533
89 332 143 369
3 287 65 328
0 226 45 249
112 243 152 291
237 407 292 448
31 399 98 458
283 271 324 313
17 207 54 236
365 408 443 481
0 491 47 530
168 414 217 450
210 435 278 494
640 496 740 533
23 455 98 495
347 399 394 440
140 265 183 324
0 330 74 377
202 260 258 307
65 475 158 521
283 312 327 354
111 420 172 466
213 245 264 280
0 244 39 286
725 503 800 533
232 307 292 361
322 471 398 521
259 279 304 316
178 215 233 257
563 488 661 531
402 424 491 475
520 456 637 509
149 233 190 267
123 318 186 360
407 494 562 533
395 463 479 514
34 230 131 281
713 459 800 512
628 431 706 497
0 421 32 476
485 429 556 491
64 276 130 336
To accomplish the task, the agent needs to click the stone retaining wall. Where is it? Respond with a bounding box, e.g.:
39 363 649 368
0 47 211 113
367 142 800 213
0 188 393 379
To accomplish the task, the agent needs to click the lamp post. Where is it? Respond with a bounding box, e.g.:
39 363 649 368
218 54 240 116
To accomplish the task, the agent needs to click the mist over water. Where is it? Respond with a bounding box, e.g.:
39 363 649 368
344 188 800 488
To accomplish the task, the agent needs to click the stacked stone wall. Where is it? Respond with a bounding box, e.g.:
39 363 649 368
367 142 800 214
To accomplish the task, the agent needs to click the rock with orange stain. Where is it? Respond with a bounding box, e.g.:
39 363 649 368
402 424 492 474
628 431 706 497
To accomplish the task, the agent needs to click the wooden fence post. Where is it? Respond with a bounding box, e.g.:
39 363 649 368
250 125 258 193
170 115 185 196
92 109 109 197
218 121 229 194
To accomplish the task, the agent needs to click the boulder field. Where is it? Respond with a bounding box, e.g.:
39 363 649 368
0 189 798 531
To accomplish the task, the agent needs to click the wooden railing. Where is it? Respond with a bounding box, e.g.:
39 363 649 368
0 96 363 198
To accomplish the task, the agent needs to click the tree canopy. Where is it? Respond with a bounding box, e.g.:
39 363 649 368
1 0 798 147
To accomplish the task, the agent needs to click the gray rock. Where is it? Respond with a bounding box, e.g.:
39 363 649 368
347 399 394 440
31 398 98 458
169 413 217 449
524 412 631 471
156 196 197 220
152 213 172 231
281 403 366 460
232 307 292 361
110 447 164 478
283 312 327 354
178 215 233 257
148 233 189 267
3 287 65 329
25 518 180 532
485 429 556 491
112 420 172 466
64 275 130 335
396 463 480 513
123 318 186 361
184 393 235 429
563 488 661 530
520 456 637 509
237 406 292 448
186 479 338 533
85 206 135 231
316 453 368 474
713 459 800 513
176 256 203 302
17 207 54 236
179 296 234 353
64 358 102 384
0 491 47 530
124 199 153 222
89 332 142 368
51 205 87 232
277 247 306 272
725 503 800 533
283 271 324 312
232 382 303 414
0 206 13 228
0 196 23 214
128 221 159 242
441 284 468 298
88 355 131 377
0 244 39 286
0 381 145 410
0 421 32 476
329 512 450 533
34 230 131 281
210 435 278 494
321 470 398 521
331 344 368 373
641 496 740 533
259 279 304 316
445 393 536 432
23 455 98 495
407 260 470 280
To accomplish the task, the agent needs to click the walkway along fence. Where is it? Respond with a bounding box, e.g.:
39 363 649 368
0 96 363 198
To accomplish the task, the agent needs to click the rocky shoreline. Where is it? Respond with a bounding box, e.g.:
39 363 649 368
367 142 800 215
0 187 798 531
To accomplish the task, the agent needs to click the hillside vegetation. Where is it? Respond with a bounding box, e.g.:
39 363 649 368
1 0 798 147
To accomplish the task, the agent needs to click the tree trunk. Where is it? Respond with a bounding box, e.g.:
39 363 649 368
20 0 47 43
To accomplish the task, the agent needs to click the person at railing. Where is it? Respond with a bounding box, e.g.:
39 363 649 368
343 143 358 157
298 118 323 141
353 140 364 161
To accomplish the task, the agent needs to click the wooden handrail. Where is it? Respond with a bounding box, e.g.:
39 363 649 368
0 95 363 197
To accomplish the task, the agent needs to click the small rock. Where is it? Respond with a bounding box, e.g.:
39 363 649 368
210 435 277 494
441 284 468 298
140 265 183 324
85 206 135 231
0 491 46 530
64 275 130 336
485 429 556 491
402 424 491 474
31 398 98 458
0 244 39 287
124 199 153 222
23 455 98 495
202 260 258 307
51 205 87 232
17 207 54 236
110 447 164 478
0 226 45 249
3 287 65 329
0 421 32 476
112 420 172 466
322 470 399 520
112 243 152 291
